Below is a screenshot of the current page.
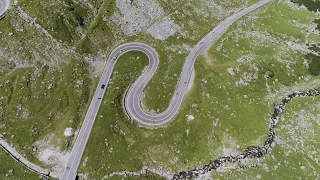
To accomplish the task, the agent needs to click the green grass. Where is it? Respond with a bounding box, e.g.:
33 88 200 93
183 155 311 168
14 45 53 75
211 96 320 179
0 150 40 180
1 0 319 179
78 0 320 179
307 53 320 76
0 8 53 76
0 3 97 174
248 0 261 6
78 50 271 179
291 0 320 12
204 0 320 179
18 0 94 44
106 172 166 180
76 0 117 54
0 59 93 167
76 0 246 113
315 19 320 30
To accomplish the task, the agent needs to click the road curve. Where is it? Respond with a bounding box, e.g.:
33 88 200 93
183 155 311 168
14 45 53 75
0 138 60 178
0 0 9 17
126 0 271 126
62 0 271 179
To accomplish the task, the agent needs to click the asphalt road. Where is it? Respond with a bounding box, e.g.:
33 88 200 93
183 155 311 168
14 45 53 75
61 0 271 179
0 0 9 17
60 43 159 180
126 0 272 126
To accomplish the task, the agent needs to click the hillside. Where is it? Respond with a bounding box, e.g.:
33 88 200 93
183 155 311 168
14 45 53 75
0 0 319 179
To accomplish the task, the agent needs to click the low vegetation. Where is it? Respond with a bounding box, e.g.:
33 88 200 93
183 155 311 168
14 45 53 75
0 0 319 179
0 1 94 175
0 149 40 180
79 0 320 179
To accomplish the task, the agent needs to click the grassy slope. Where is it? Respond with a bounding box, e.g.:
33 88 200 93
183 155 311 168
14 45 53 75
0 0 95 175
78 0 247 112
78 2 267 179
206 0 320 179
17 0 94 44
0 0 319 179
79 0 320 179
141 0 247 112
211 96 320 180
0 149 41 180
0 60 91 164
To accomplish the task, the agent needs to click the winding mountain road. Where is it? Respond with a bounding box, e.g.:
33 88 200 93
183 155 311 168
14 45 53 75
62 0 272 179
0 0 9 17
124 0 272 126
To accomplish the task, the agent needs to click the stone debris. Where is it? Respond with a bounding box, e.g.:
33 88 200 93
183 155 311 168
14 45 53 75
102 166 173 180
185 129 190 137
82 157 88 167
147 17 181 41
63 128 73 137
16 6 60 45
227 68 235 76
111 0 164 36
172 89 320 179
186 115 194 121
38 148 71 175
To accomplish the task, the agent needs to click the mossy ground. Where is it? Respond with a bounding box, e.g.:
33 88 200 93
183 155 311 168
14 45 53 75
79 0 320 179
0 149 41 180
0 0 320 179
0 0 95 175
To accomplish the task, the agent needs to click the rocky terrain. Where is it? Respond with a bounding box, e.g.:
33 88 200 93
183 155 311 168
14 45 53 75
0 0 319 179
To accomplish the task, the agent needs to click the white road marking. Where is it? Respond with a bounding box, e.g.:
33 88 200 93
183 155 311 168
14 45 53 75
62 1 272 179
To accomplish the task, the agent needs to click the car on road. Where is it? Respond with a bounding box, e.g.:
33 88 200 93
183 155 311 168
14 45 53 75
101 84 106 89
